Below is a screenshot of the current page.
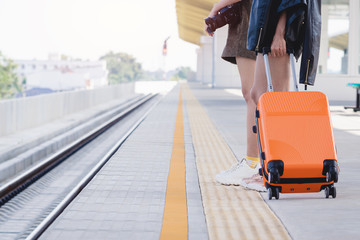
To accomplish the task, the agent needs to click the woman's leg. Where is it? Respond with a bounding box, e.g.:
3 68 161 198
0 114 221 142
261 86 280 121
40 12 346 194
251 54 290 105
215 56 261 187
235 56 258 159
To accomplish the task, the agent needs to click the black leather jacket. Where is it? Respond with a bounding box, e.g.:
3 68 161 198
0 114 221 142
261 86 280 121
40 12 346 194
247 0 321 86
299 0 321 86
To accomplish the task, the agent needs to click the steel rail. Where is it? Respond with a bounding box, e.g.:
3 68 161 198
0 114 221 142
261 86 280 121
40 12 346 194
0 94 156 206
25 94 162 239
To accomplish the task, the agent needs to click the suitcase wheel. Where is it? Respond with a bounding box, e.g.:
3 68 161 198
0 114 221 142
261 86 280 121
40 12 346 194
268 188 273 200
325 186 336 199
325 187 329 198
268 187 280 200
275 188 280 199
330 186 336 198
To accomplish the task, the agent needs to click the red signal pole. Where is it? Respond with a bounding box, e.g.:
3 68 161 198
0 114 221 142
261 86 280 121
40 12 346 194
162 36 170 80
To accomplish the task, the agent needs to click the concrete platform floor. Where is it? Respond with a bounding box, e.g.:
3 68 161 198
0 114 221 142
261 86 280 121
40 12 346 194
38 82 360 240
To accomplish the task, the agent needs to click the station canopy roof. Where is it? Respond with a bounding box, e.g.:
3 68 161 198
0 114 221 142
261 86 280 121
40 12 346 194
176 0 350 49
176 0 216 45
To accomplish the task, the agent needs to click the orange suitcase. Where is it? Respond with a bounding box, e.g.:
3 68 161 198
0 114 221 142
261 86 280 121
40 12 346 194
254 50 339 200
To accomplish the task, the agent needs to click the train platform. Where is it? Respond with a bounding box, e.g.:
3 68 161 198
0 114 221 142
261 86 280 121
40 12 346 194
36 82 360 240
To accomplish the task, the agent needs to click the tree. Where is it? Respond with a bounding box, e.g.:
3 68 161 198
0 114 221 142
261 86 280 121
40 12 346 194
100 52 143 84
0 52 22 99
171 66 196 81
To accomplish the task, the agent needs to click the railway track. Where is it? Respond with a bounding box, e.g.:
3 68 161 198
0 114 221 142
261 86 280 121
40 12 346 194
0 93 160 240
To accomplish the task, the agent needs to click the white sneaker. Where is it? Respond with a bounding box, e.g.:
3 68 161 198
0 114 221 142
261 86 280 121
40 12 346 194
215 158 258 186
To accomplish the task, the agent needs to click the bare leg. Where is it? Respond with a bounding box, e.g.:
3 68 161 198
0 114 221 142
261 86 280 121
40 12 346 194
251 54 290 105
214 57 265 190
236 57 258 158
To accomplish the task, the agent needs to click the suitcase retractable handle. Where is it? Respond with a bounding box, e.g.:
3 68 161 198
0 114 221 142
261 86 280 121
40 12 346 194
262 47 299 93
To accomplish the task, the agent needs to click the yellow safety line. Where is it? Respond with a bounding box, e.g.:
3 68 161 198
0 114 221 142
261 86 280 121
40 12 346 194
184 83 291 240
160 87 188 240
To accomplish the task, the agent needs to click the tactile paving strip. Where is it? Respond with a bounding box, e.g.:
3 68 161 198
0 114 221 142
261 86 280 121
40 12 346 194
184 84 291 240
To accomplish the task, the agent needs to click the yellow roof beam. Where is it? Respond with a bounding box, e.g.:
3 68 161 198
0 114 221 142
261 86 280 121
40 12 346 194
176 0 217 45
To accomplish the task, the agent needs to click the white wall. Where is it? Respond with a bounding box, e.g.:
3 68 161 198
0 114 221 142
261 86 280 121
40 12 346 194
26 71 86 90
312 75 360 102
0 83 135 136
213 25 240 88
15 59 108 91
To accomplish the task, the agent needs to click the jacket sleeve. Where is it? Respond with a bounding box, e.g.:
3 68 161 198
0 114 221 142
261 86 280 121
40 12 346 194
299 0 321 86
284 2 307 59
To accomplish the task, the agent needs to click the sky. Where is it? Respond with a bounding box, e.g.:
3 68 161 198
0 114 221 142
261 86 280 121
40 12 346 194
0 0 199 71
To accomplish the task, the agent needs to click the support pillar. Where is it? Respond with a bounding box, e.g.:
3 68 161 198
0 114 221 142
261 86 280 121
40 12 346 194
348 0 359 75
213 25 240 88
319 5 329 74
196 48 203 82
200 36 213 85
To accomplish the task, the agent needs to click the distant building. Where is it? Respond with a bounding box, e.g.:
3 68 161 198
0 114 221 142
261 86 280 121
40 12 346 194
14 57 108 93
